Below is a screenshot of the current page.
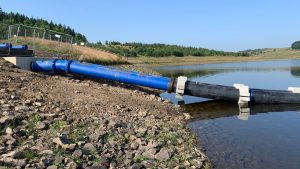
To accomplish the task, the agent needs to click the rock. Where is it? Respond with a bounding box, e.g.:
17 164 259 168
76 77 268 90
130 141 139 150
1 150 22 159
72 149 82 158
183 113 191 120
40 157 54 168
47 165 58 169
40 150 54 155
126 152 134 159
124 159 133 165
142 148 157 159
35 95 43 102
82 143 95 154
0 115 10 124
15 105 29 111
86 166 107 169
146 140 159 149
66 161 77 169
136 128 147 137
130 163 144 169
5 127 13 135
0 158 26 167
34 102 42 107
89 133 100 142
5 135 16 145
177 138 184 144
68 144 76 151
155 148 170 161
142 160 155 168
192 159 203 168
43 114 57 121
54 157 64 165
138 111 147 117
35 121 46 130
52 136 72 149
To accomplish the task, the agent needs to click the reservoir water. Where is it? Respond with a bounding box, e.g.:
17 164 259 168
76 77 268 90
154 60 300 169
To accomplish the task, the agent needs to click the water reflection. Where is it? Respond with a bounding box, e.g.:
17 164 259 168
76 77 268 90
155 60 300 169
184 100 300 121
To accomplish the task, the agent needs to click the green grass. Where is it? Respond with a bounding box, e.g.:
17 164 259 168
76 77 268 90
26 114 42 132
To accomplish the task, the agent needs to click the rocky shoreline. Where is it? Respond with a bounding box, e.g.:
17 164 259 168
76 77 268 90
0 58 209 169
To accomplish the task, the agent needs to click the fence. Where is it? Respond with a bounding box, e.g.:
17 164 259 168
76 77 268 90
0 22 10 55
8 24 73 57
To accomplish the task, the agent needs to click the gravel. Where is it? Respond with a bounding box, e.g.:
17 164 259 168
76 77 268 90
0 58 208 168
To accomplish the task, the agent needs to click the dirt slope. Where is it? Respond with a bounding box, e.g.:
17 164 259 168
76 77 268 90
0 58 208 168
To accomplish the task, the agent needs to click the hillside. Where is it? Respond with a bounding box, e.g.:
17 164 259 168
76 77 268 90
88 41 249 57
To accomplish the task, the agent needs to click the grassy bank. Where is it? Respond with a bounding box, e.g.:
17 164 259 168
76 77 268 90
127 48 300 66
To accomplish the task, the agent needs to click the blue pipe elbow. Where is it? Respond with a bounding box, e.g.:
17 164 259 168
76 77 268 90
31 59 171 91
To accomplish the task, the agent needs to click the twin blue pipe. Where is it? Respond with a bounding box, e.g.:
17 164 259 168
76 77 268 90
31 59 171 91
0 43 28 50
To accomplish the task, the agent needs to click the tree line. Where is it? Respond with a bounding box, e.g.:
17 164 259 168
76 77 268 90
0 7 87 43
87 41 250 57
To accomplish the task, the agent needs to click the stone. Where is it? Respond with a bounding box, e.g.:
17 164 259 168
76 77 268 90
82 143 95 154
40 150 54 155
0 158 26 167
138 111 147 117
15 105 29 111
155 148 170 161
146 140 159 149
142 160 155 168
1 150 22 159
72 149 82 158
40 157 54 168
130 163 143 169
35 121 46 130
0 116 10 124
52 136 72 149
142 148 157 159
130 141 139 150
6 127 13 135
66 161 77 169
34 102 42 107
43 114 57 121
47 165 58 169
85 166 107 169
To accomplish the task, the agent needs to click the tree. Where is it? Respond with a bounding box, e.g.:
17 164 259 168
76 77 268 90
0 6 4 22
291 41 300 50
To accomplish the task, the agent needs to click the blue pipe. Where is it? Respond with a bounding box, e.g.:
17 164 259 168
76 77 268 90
0 43 12 50
31 59 171 91
11 45 28 50
0 43 28 50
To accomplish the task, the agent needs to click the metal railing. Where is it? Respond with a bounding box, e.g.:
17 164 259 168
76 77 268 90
8 24 73 57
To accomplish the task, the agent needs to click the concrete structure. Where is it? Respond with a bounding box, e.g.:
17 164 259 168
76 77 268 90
3 56 45 71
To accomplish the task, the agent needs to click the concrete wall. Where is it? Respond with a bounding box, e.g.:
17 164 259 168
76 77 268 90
3 57 46 71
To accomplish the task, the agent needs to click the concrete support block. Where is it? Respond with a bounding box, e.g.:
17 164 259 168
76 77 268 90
3 57 46 71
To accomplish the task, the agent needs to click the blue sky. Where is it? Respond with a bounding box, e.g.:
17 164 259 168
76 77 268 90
1 0 299 51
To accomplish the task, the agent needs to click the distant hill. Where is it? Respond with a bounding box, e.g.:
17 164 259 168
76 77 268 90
88 41 249 57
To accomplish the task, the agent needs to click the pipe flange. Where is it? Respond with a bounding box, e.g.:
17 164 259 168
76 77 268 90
233 83 250 104
176 76 187 95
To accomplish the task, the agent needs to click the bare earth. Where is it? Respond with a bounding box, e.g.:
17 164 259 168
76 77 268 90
0 58 208 168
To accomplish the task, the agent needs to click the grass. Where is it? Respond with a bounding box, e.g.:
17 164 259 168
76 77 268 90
50 120 68 130
26 114 42 132
14 37 128 65
127 48 300 66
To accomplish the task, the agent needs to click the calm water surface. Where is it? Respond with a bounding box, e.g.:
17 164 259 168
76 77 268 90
154 60 300 169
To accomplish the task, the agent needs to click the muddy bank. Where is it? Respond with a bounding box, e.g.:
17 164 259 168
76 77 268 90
0 58 208 169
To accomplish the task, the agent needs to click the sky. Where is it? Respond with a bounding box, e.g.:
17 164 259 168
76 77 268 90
1 0 300 51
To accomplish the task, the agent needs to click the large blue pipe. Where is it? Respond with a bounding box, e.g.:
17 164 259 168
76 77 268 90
0 43 12 50
0 43 28 50
31 59 171 91
11 45 28 50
